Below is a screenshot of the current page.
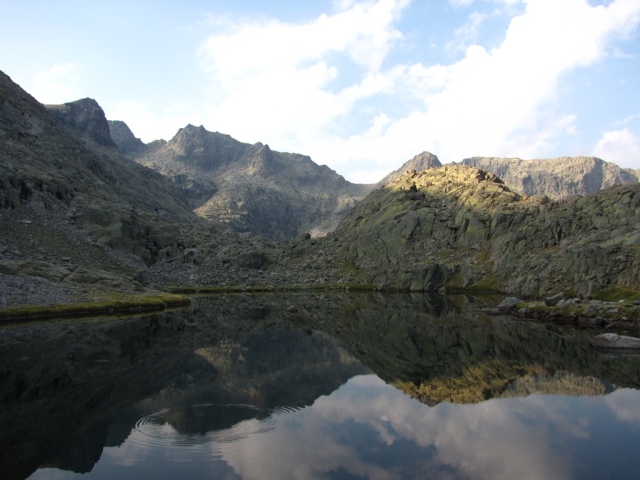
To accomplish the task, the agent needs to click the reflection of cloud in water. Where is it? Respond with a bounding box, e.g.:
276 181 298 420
216 375 572 480
35 376 640 480
606 389 640 424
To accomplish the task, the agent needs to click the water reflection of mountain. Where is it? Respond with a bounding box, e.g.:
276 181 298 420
2 292 640 479
323 294 639 405
0 306 367 479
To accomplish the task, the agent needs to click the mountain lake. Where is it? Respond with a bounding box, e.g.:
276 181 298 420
2 292 640 480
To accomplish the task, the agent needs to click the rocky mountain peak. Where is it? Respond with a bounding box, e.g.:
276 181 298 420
167 124 250 171
108 120 146 156
46 98 116 148
248 143 273 175
131 123 374 239
377 151 442 186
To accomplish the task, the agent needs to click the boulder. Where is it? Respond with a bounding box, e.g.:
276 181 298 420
497 297 521 310
591 333 640 349
545 292 565 307
237 251 268 270
582 304 598 318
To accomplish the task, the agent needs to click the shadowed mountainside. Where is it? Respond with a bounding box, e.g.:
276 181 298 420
130 124 374 239
46 98 118 149
107 119 147 156
1 71 268 303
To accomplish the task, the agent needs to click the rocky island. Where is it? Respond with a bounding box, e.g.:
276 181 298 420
1 68 639 328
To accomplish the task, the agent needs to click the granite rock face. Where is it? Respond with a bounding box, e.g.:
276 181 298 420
0 70 204 277
46 98 117 148
461 156 638 199
107 119 147 156
133 124 374 240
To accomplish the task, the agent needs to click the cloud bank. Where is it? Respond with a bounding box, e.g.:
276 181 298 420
188 0 640 183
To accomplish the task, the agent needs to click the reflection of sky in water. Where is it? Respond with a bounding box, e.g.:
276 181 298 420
29 376 640 480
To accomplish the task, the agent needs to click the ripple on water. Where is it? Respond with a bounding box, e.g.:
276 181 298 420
129 403 302 457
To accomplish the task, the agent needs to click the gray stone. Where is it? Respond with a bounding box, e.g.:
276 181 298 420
582 304 598 318
497 296 521 310
591 333 640 349
545 292 565 307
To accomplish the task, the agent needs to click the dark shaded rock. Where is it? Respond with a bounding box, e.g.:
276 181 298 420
107 120 146 156
237 251 268 269
46 98 117 148
410 264 451 291
545 292 565 307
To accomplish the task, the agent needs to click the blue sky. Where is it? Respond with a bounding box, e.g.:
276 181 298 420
1 0 639 183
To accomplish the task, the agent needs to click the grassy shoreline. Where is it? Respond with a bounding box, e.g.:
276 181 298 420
0 292 191 322
3 284 638 324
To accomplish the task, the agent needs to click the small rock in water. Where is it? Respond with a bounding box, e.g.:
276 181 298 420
497 296 520 310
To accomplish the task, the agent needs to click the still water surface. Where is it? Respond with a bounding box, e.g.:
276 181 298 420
2 293 640 479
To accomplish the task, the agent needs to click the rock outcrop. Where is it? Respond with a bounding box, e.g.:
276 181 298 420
107 119 147 156
377 151 442 186
46 98 118 148
332 165 640 296
461 156 638 199
1 70 231 300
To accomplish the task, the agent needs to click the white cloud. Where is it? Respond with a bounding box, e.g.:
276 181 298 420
195 0 410 146
446 12 489 53
106 100 204 143
614 112 640 126
412 0 640 163
339 0 640 180
190 0 640 183
31 62 83 104
593 127 640 168
606 389 640 423
449 0 523 8
213 375 574 480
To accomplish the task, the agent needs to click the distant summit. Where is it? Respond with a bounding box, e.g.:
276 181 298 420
129 124 374 240
461 156 638 199
377 152 442 186
108 120 146 156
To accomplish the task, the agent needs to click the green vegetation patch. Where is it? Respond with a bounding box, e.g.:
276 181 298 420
592 288 640 302
0 292 190 322
168 283 378 294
